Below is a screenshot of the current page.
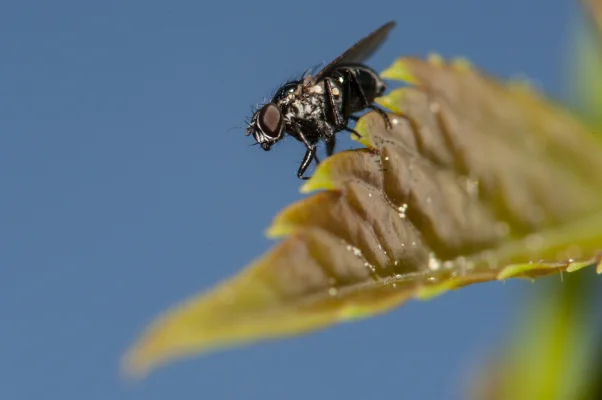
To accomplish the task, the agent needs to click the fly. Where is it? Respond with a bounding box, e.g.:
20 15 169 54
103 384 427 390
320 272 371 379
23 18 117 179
246 21 396 180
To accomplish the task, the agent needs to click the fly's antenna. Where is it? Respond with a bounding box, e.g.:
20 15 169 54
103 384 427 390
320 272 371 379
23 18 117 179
226 126 245 133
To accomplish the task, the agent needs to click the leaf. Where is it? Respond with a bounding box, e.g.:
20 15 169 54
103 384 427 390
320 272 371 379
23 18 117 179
122 55 602 379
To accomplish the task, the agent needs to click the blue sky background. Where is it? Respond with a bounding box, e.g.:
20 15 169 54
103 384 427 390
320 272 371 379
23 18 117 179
0 0 587 399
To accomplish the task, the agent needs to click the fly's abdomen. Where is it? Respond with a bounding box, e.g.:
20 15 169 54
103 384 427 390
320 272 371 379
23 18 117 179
333 63 386 113
351 65 386 101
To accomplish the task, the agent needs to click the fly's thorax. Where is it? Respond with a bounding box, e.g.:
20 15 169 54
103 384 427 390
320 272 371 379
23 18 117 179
272 80 303 105
283 88 336 125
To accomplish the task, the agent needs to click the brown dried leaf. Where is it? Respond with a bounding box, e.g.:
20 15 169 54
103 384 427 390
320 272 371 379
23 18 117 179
122 56 602 379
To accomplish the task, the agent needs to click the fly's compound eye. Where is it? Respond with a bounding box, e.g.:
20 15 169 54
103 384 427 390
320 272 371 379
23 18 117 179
257 103 284 140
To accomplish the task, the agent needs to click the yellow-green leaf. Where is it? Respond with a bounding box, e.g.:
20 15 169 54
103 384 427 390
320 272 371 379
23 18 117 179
122 56 602 379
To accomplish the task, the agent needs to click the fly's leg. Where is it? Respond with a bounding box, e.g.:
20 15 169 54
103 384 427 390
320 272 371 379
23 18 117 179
343 126 362 138
326 74 365 138
297 147 317 180
368 105 392 129
323 78 347 154
291 118 322 180
324 69 363 140
325 135 336 157
324 78 345 127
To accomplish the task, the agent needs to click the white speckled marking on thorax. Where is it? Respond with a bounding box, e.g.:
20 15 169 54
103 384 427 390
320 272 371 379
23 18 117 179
285 93 325 120
308 83 323 94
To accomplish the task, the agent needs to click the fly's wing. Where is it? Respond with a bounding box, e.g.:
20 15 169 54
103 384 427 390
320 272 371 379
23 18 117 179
309 21 396 85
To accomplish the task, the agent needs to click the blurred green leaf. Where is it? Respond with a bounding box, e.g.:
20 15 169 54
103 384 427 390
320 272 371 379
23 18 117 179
582 0 602 33
570 0 602 127
468 2 602 399
468 272 599 400
122 55 602 379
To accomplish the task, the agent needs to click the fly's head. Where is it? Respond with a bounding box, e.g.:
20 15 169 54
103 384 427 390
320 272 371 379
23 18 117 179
246 103 285 151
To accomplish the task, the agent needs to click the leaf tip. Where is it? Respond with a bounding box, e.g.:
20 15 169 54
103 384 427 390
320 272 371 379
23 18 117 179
350 129 373 147
337 304 374 321
414 280 456 300
120 321 181 382
497 262 565 280
497 263 533 280
380 58 419 84
565 260 591 272
265 222 291 238
299 158 341 193
450 56 473 71
506 74 541 95
266 210 297 238
375 88 408 115
119 346 151 382
426 52 445 66
299 176 333 194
